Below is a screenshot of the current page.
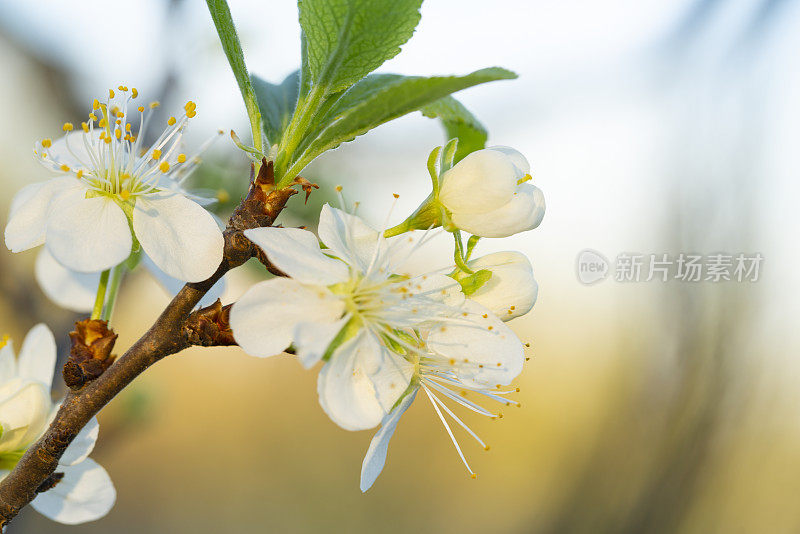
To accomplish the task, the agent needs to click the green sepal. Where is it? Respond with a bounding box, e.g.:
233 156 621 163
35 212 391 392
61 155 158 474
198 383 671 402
455 269 493 296
321 316 362 362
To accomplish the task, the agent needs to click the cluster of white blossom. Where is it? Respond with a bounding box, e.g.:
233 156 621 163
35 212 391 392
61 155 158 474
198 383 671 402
1 88 544 523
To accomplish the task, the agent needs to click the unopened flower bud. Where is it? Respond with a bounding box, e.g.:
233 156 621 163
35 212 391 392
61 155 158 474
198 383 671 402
463 251 537 321
63 319 118 390
439 147 545 238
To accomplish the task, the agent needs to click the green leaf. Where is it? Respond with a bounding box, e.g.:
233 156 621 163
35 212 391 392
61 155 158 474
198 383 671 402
421 96 488 163
252 71 301 146
298 0 423 95
206 0 263 153
456 269 493 296
282 67 516 183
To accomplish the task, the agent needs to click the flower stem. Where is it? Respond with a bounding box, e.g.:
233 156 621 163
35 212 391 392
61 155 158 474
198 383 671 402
90 270 111 321
101 265 125 322
453 231 475 274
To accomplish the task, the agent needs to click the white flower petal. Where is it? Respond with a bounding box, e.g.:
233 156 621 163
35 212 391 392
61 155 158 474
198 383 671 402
451 183 545 238
244 227 350 285
317 331 411 431
466 251 538 321
141 254 225 307
439 149 518 214
59 417 99 466
360 386 418 492
31 458 116 525
487 145 530 175
0 382 52 452
427 301 524 387
35 249 99 313
0 343 16 385
4 177 78 253
294 314 351 369
317 204 379 271
46 190 132 273
230 278 345 358
133 193 224 283
17 323 56 388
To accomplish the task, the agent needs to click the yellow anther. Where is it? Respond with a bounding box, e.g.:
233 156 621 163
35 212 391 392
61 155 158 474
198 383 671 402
151 149 162 159
129 135 137 143
149 101 160 109
484 445 490 451
131 88 138 98
216 189 230 203
81 122 89 133
109 89 115 99
76 170 84 179
119 189 131 201
41 138 52 148
167 116 176 126
118 85 127 92
0 334 9 350
177 153 187 163
137 106 145 113
62 122 74 132
60 164 70 172
115 119 121 125
99 131 106 140
115 110 124 118
471 474 478 480
92 99 100 110
89 113 97 121
159 161 170 173
517 173 532 185
186 110 196 118
115 128 122 139
98 118 108 128
104 137 112 144
125 123 132 132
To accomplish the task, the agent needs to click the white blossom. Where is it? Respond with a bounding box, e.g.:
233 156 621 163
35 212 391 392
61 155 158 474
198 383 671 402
0 326 115 524
230 204 463 431
439 146 545 238
360 300 525 491
4 87 223 282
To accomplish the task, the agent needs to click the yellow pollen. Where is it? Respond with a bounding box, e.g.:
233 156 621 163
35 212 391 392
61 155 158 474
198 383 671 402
98 118 108 128
137 106 145 113
104 137 112 144
186 110 196 118
92 99 100 110
99 131 106 140
482 314 488 319
120 189 131 201
41 138 52 148
89 113 97 121
115 111 124 119
125 124 132 132
115 119 121 125
60 164 70 172
488 326 494 330
149 101 160 109
449 358 456 365
517 173 532 185
159 161 170 173
335 185 343 192
76 170 84 179
167 116 176 126
177 153 187 163
81 122 89 133
115 129 122 139
132 88 138 98
471 474 478 480
0 334 9 350
109 89 115 99
62 122 74 132
151 149 162 159
484 446 490 451
510 306 516 310
216 189 230 203
118 85 127 92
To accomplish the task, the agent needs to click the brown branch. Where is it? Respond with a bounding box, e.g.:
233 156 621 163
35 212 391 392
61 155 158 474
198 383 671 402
0 159 295 528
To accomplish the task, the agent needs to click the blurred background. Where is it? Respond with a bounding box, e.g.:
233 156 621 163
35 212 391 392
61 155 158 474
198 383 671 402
0 0 798 532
